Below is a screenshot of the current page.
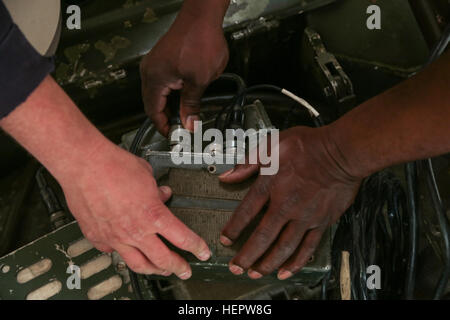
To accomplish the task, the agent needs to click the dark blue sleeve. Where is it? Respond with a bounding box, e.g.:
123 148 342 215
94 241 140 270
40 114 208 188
0 0 54 119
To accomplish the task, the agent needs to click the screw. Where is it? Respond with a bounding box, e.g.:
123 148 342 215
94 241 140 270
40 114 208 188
116 262 127 272
207 165 217 174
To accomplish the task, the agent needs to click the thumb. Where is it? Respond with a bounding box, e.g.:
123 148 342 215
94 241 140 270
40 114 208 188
219 163 260 184
180 81 206 132
142 83 171 137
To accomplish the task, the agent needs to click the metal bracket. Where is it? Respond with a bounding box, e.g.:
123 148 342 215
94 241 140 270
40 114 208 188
302 28 355 104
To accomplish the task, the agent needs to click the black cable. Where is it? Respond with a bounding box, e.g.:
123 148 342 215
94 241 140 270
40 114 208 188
214 73 247 130
424 159 450 299
332 172 409 300
420 22 450 300
36 167 63 214
426 23 450 67
404 162 419 299
236 84 325 128
129 118 152 155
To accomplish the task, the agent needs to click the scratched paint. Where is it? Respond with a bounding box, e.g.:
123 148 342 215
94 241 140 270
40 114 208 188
95 36 131 63
142 7 158 23
224 0 270 26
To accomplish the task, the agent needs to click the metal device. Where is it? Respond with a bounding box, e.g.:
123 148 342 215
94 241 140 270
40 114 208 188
301 28 355 105
127 97 332 299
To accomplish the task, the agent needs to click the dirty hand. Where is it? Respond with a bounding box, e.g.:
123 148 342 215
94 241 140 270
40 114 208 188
140 2 229 135
219 126 362 280
60 143 211 279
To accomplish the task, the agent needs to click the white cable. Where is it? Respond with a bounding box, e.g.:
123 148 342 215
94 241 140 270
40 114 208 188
281 89 320 118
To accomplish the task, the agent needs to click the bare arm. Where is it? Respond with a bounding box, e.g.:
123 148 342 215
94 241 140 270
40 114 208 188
328 50 450 178
140 0 231 134
0 76 211 279
219 51 450 280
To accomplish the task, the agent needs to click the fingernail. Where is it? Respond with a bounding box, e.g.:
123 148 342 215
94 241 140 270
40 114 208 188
229 264 244 275
186 115 200 132
160 186 172 195
220 235 233 246
248 269 263 279
198 250 211 261
219 169 234 179
178 270 192 280
278 269 293 280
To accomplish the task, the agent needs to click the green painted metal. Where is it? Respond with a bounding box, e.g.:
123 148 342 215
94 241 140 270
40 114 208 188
54 0 336 112
0 222 133 300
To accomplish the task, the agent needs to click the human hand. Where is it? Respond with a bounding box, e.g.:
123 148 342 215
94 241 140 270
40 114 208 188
140 7 229 135
219 126 362 280
59 143 211 279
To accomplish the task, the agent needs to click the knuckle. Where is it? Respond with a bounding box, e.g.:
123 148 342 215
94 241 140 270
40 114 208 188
110 231 126 244
257 263 274 276
178 234 195 250
234 256 251 269
152 255 172 270
278 241 296 257
257 265 274 276
277 206 291 221
146 206 169 230
254 226 273 244
237 203 253 221
84 230 99 244
254 179 270 196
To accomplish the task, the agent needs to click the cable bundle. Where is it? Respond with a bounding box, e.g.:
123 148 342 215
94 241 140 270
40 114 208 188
332 171 410 300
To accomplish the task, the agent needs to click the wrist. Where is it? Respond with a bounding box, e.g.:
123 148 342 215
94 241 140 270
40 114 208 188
320 124 370 180
47 131 114 185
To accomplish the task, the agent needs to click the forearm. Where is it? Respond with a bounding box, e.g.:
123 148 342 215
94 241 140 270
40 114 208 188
0 75 114 183
326 50 450 178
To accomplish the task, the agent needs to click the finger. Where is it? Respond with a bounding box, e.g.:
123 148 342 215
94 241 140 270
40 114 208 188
229 201 289 275
142 83 171 136
151 112 170 137
180 82 206 132
220 175 270 247
219 163 260 184
138 234 192 280
158 186 172 203
278 228 325 280
248 221 306 279
115 243 170 276
154 206 211 262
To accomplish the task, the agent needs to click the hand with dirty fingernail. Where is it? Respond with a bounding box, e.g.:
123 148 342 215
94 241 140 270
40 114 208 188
140 0 229 136
219 127 362 280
